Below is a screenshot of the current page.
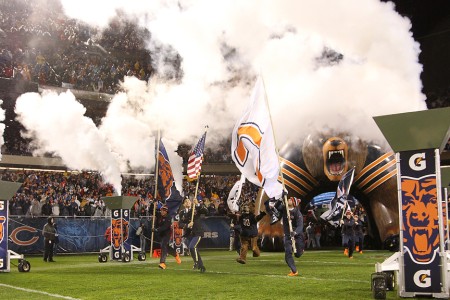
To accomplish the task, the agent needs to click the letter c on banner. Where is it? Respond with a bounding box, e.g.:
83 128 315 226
413 270 431 288
10 226 39 246
409 153 426 171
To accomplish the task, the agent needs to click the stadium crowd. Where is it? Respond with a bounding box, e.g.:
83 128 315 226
0 0 153 94
4 170 244 218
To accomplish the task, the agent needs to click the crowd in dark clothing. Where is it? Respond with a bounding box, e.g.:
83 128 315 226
4 169 245 219
4 168 369 249
0 0 153 94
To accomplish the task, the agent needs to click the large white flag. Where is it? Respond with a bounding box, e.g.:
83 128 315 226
227 175 246 213
231 77 283 199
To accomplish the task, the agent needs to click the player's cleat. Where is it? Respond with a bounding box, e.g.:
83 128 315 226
344 248 348 256
236 258 246 264
175 254 181 264
349 256 353 259
355 246 359 252
192 262 198 270
252 252 260 257
158 263 166 270
359 251 363 254
288 271 299 277
199 266 206 273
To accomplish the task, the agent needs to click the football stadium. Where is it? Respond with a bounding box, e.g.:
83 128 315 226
0 1 449 299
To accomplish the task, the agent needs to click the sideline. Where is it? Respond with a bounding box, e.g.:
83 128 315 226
0 283 80 300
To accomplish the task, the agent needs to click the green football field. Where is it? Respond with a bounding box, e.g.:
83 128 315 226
0 249 408 299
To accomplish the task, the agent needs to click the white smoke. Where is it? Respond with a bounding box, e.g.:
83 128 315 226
14 0 427 191
61 0 425 145
15 90 123 193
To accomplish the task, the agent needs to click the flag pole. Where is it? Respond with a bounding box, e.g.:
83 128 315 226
190 176 201 223
340 198 348 222
260 76 296 253
150 129 161 258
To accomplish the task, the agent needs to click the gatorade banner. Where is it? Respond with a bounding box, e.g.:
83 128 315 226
171 220 185 255
0 200 7 271
399 149 441 293
111 209 130 260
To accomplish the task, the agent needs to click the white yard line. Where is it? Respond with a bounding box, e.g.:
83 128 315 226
0 283 81 300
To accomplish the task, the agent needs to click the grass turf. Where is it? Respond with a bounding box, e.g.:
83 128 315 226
0 249 407 299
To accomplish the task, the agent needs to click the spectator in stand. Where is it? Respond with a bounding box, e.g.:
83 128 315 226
207 202 217 216
217 199 228 216
51 198 60 216
69 196 79 216
41 199 52 216
30 198 41 217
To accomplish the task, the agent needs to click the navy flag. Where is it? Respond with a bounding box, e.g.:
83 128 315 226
158 140 183 218
320 167 356 226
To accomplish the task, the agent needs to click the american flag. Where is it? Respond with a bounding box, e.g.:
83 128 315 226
187 132 207 179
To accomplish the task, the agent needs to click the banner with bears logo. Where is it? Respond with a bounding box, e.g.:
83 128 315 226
399 149 442 294
111 209 131 260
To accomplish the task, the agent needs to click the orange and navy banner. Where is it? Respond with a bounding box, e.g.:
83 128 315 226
111 209 130 260
399 149 441 293
0 200 7 271
171 221 184 255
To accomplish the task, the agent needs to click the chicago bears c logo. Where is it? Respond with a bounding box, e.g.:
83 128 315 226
111 218 129 249
233 123 264 183
401 177 438 263
9 226 39 246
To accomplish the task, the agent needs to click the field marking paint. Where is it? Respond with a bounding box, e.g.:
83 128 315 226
0 283 80 299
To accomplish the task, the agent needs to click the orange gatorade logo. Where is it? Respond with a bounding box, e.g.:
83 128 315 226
111 218 129 249
401 177 438 263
